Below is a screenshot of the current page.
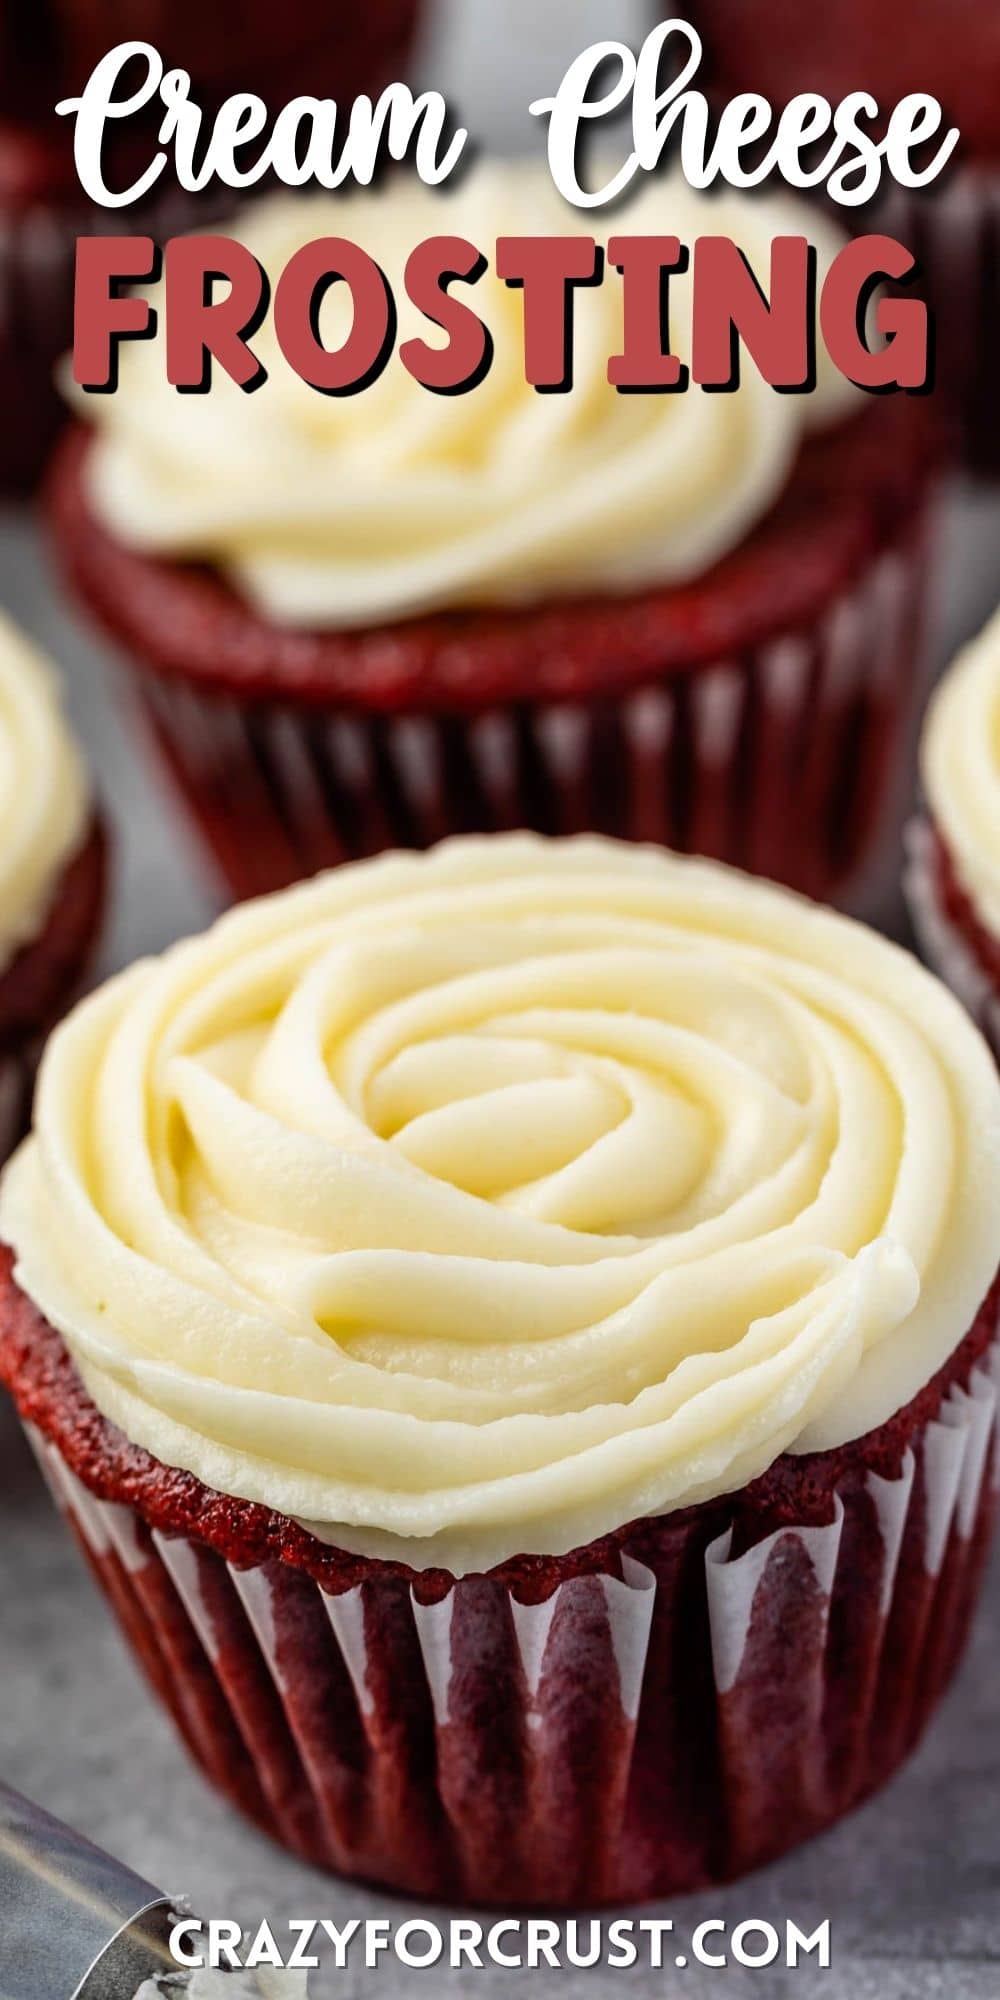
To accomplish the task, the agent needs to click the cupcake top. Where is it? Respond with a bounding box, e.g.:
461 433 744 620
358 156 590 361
0 614 91 977
921 608 1000 940
3 835 998 1571
77 163 853 628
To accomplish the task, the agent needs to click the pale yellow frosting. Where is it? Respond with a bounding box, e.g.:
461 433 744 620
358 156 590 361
78 163 854 627
3 836 997 1571
922 608 1000 941
0 615 91 977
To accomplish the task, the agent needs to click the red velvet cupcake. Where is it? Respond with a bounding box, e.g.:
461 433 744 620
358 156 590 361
681 0 1000 476
0 115 83 495
906 609 1000 1058
0 117 220 495
50 167 935 907
0 613 107 1164
41 1 423 110
0 2 423 494
2 836 997 1903
0 3 63 122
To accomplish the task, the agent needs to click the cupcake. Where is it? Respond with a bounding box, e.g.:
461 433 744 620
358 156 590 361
0 116 80 496
50 165 934 907
0 612 106 1165
39 1 423 109
0 106 229 497
906 609 1000 1057
682 0 1000 476
2 835 997 1903
0 2 423 494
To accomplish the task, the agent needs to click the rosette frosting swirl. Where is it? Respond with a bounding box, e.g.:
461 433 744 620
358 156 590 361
4 837 998 1570
922 607 1000 940
0 614 90 975
78 164 853 626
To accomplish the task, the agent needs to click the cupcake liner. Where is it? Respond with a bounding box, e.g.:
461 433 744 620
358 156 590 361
872 168 1000 480
20 1304 999 1906
128 520 928 907
904 818 1000 1061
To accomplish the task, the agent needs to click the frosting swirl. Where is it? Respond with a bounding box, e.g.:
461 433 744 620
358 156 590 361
922 607 1000 940
78 164 853 627
0 614 91 976
3 836 997 1571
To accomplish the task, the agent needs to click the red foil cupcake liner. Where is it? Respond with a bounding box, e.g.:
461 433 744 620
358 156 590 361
125 519 929 908
14 1287 999 1906
905 818 1000 1060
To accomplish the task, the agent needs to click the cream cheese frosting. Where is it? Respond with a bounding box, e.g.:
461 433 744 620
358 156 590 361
0 614 91 977
77 163 854 627
3 835 998 1572
921 607 1000 941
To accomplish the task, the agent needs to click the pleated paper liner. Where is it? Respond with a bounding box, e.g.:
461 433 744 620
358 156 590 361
123 518 928 910
11 1279 999 1907
905 819 1000 1062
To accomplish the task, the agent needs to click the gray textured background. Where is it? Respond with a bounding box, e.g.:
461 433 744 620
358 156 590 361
1 4 999 1994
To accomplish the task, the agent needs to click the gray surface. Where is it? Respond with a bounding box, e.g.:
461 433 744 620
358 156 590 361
1 3 1000 1993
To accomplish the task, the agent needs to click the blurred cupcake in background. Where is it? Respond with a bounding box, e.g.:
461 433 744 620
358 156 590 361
51 163 934 906
907 608 1000 1057
680 0 1000 477
1 836 998 1901
0 612 106 1163
0 111 82 496
33 0 423 107
0 0 425 493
